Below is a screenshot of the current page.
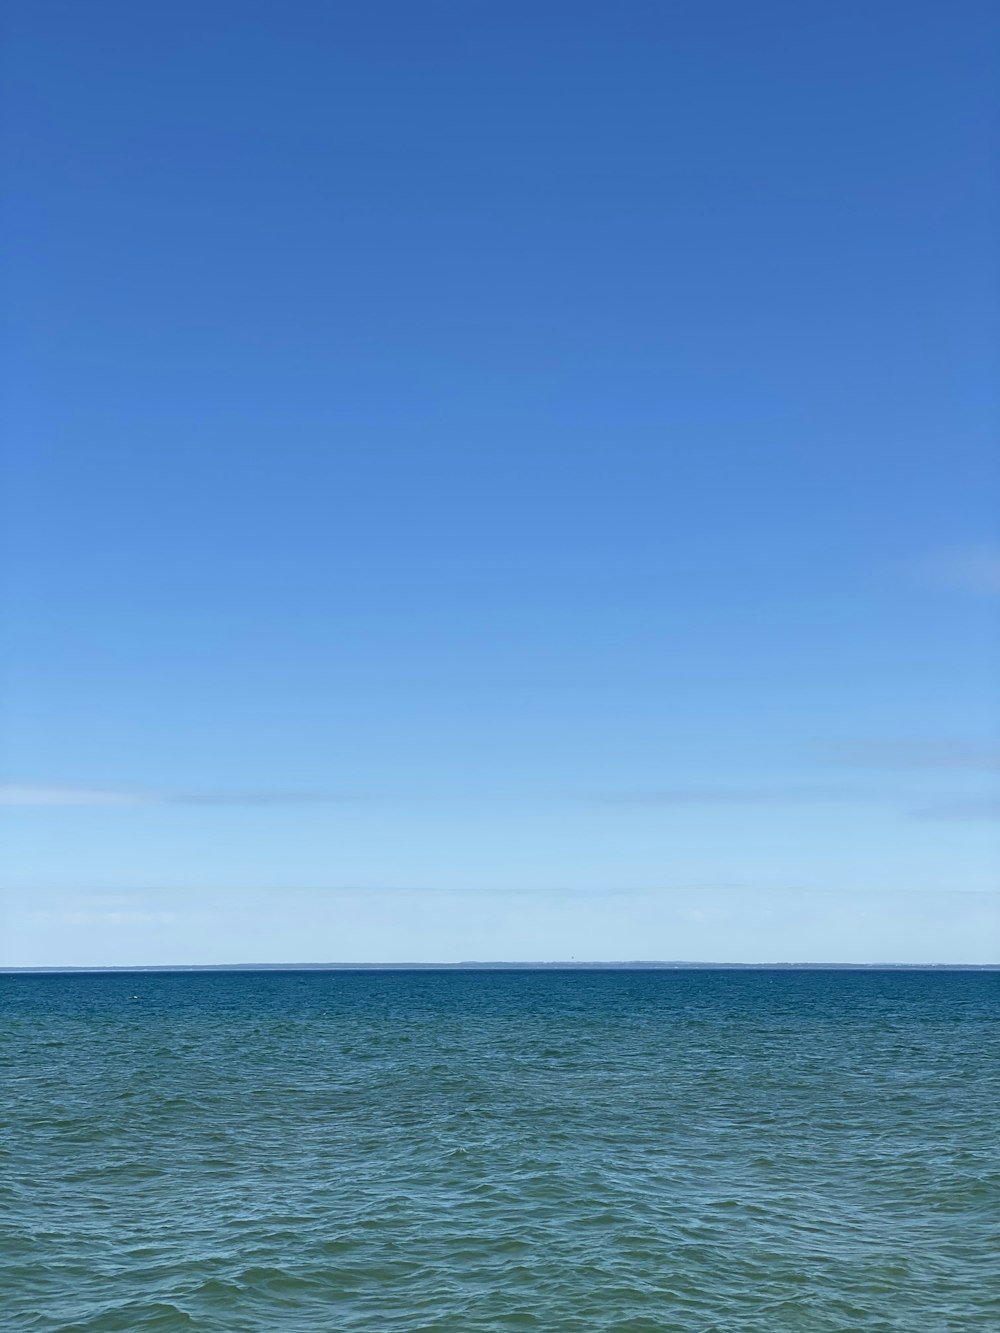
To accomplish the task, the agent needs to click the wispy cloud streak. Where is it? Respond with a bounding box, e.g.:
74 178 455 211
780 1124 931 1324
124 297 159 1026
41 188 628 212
596 786 869 806
909 798 1000 822
921 542 1000 595
825 741 1000 772
0 784 340 808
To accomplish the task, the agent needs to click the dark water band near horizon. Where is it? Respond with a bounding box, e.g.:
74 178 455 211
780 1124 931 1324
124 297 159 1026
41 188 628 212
3 968 998 1331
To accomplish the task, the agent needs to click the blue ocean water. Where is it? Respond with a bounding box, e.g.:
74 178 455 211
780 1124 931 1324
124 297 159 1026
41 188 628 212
2 968 998 1331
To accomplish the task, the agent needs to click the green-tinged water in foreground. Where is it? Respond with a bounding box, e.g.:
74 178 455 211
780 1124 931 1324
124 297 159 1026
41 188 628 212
2 968 998 1331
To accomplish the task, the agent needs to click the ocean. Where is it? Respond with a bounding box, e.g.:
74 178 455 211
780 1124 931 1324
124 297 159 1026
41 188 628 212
2 968 998 1330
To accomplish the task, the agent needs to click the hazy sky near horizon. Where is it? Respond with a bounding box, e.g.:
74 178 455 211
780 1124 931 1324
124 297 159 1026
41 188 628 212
3 1 998 966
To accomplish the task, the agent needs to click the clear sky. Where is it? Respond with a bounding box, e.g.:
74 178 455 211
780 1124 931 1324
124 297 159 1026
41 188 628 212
2 0 998 966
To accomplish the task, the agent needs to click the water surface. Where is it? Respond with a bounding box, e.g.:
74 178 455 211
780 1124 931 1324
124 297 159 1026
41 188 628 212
2 969 998 1330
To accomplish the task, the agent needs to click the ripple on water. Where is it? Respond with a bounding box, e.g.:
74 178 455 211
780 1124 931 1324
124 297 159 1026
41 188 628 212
1 969 998 1331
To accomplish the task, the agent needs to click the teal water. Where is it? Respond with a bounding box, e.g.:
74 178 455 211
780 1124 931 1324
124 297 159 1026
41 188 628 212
2 969 998 1331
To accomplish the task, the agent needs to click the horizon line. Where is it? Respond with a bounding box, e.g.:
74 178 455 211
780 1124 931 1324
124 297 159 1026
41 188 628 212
2 961 997 973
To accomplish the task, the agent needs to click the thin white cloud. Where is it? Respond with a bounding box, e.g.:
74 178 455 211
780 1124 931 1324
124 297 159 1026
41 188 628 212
0 784 153 807
824 741 1000 772
164 790 336 806
910 798 1000 822
0 783 339 807
26 910 180 927
599 785 867 806
921 542 1000 595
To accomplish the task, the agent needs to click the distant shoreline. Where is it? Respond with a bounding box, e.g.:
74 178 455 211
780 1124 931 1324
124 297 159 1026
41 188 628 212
2 962 997 973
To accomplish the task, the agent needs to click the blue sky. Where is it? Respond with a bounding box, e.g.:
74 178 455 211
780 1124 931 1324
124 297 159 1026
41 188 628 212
2 0 998 965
